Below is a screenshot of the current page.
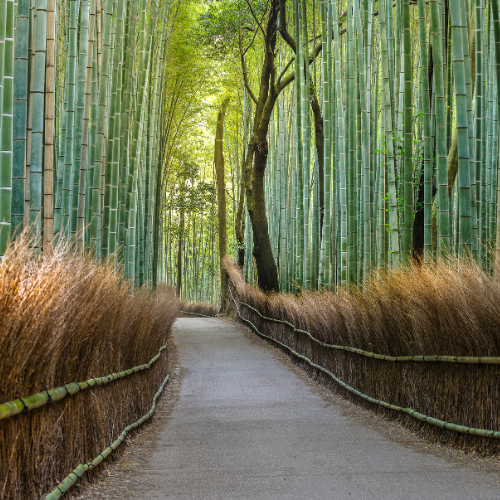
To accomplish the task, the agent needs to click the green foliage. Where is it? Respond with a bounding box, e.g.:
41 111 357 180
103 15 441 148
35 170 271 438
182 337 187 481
196 0 268 54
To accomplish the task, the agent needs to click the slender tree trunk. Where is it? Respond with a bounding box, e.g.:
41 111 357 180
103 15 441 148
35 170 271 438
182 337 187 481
310 89 324 231
176 206 184 297
215 97 230 312
235 159 246 268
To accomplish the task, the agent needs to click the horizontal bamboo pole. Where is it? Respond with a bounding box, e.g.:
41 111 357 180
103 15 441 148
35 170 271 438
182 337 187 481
228 284 500 440
240 302 500 364
0 344 167 420
44 373 170 499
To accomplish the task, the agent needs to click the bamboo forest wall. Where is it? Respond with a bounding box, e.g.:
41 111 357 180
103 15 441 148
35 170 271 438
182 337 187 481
0 0 174 288
2 0 500 302
231 0 500 292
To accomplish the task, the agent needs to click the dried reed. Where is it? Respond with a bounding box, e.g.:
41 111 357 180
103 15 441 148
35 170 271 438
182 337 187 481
181 301 218 317
225 256 500 454
0 235 180 499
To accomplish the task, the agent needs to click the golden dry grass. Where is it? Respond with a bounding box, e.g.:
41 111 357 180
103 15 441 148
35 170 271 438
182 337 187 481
181 301 218 317
225 256 500 453
0 235 180 499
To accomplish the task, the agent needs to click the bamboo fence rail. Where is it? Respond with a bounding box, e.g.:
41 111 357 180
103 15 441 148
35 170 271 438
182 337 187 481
0 342 168 420
240 301 500 365
44 373 170 500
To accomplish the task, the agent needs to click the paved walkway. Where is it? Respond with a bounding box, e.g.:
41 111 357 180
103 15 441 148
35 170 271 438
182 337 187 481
84 317 500 499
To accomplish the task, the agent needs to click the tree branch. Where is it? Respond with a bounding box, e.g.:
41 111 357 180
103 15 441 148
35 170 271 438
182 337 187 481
243 21 260 56
245 0 266 38
277 56 294 83
239 20 258 105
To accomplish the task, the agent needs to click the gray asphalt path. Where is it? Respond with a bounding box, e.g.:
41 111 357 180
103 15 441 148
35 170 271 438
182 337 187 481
87 317 500 499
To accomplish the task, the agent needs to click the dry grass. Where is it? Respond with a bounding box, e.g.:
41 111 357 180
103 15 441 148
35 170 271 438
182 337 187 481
0 235 180 499
181 301 218 317
225 256 500 454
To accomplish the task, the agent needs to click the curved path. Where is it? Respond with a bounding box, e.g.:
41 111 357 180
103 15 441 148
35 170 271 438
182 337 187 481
84 317 500 499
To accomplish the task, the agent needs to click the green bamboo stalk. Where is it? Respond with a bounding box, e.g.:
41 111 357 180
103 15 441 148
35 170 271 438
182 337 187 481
28 0 48 242
418 0 433 258
393 0 402 123
402 0 413 262
24 0 36 229
347 0 357 283
150 23 166 285
278 61 287 289
0 0 13 256
76 0 96 249
430 0 450 253
490 0 500 265
54 21 69 237
379 0 400 266
463 1 478 259
102 0 125 258
300 0 311 289
372 46 380 267
71 0 90 238
377 86 387 266
386 0 395 117
486 29 496 254
125 0 156 279
118 0 138 262
366 0 375 269
85 22 98 248
328 4 336 287
451 0 472 254
293 0 304 288
479 0 487 264
11 0 30 236
446 20 453 154
319 0 330 288
43 0 55 248
331 0 347 284
61 0 78 238
90 0 114 256
354 0 371 277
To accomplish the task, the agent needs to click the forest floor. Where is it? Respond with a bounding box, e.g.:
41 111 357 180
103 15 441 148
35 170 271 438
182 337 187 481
76 317 500 499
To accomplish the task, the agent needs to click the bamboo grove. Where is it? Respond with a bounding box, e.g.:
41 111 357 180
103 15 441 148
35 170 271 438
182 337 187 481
0 0 174 287
223 0 500 292
3 0 500 300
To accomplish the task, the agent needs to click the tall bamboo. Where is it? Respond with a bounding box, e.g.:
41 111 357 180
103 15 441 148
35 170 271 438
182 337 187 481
28 0 48 242
430 0 450 253
90 0 114 255
11 0 30 236
451 0 472 253
0 0 13 255
402 0 413 261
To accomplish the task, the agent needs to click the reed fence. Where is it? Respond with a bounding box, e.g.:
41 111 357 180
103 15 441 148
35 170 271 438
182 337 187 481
180 301 219 317
0 237 180 499
225 258 500 454
44 373 171 500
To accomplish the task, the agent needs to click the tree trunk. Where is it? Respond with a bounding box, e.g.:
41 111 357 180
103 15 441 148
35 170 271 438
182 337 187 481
311 89 325 232
238 0 324 292
215 98 230 312
176 206 184 297
235 152 246 269
249 139 280 292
